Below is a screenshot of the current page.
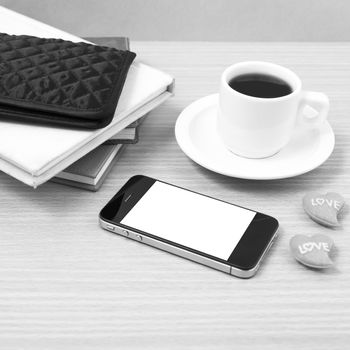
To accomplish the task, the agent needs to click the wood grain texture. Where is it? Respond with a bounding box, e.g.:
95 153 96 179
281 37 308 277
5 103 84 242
0 41 350 350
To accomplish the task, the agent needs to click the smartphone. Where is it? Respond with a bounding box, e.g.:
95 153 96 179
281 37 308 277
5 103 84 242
99 175 279 278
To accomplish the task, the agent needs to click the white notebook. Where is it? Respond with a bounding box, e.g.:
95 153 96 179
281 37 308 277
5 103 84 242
0 6 174 187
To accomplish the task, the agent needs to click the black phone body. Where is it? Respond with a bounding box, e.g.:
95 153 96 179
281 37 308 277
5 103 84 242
99 175 279 278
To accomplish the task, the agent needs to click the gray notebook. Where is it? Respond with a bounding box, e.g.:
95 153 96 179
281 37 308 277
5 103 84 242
52 144 124 191
104 114 149 145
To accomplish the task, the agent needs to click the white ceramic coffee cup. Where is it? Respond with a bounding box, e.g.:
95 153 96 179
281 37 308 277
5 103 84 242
217 61 329 158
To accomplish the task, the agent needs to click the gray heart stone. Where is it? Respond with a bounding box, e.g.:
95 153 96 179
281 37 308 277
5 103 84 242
303 192 345 227
290 234 334 269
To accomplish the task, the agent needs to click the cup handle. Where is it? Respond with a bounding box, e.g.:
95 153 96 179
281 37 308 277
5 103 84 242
297 91 329 128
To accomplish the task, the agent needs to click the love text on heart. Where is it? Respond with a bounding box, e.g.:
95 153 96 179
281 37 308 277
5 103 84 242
298 241 330 254
311 198 341 210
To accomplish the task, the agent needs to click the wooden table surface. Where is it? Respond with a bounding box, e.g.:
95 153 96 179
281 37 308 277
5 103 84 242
1 41 349 350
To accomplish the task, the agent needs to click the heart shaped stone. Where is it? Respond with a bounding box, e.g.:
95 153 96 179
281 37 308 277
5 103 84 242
290 234 334 269
303 192 345 227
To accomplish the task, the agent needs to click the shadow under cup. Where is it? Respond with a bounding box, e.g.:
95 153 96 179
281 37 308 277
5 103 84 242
217 61 302 159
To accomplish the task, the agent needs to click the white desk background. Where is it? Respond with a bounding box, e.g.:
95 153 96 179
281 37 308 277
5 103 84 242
0 41 349 350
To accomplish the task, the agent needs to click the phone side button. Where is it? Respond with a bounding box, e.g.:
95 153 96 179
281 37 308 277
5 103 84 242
122 229 129 237
106 224 115 231
135 234 143 242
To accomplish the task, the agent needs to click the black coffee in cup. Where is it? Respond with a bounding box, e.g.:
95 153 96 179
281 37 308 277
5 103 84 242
229 73 293 98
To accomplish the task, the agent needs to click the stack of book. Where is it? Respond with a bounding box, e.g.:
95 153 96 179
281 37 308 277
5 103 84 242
0 6 174 190
52 37 146 191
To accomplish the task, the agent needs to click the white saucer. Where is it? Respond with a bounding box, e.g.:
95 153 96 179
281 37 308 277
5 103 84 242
175 94 335 180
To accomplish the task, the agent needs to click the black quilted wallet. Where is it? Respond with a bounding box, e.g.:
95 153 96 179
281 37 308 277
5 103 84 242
0 33 136 129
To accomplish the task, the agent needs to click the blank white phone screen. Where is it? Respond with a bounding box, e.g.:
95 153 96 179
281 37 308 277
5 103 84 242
121 181 256 260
